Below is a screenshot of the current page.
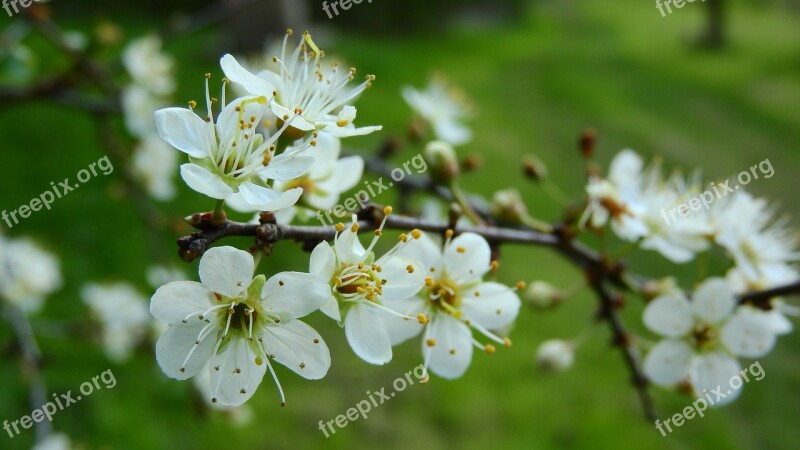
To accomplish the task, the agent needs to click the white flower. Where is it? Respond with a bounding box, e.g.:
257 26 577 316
154 77 313 211
151 246 331 406
132 134 178 201
642 277 778 405
0 236 61 314
382 231 521 379
121 85 166 138
268 132 364 221
122 35 175 95
402 76 473 146
82 283 150 363
536 339 575 372
192 363 255 425
583 150 712 263
712 191 799 290
221 30 382 140
147 265 187 288
309 211 426 365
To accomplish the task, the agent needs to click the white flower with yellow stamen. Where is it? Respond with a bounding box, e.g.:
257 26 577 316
402 75 473 146
0 235 62 315
155 76 312 211
381 231 521 379
122 35 175 96
221 30 381 141
82 282 150 363
309 209 427 365
151 246 331 407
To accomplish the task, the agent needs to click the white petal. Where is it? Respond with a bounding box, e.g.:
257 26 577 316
154 108 213 158
180 163 233 200
689 352 742 407
262 272 330 319
209 337 266 406
335 225 366 265
155 319 218 380
721 310 777 358
320 297 341 322
344 303 392 365
381 297 427 346
271 103 316 131
150 281 216 323
691 277 736 325
220 54 274 96
321 122 382 138
309 242 337 281
425 314 473 379
262 319 331 380
306 133 341 179
643 339 693 386
443 233 491 285
259 152 313 180
434 119 471 146
396 231 443 275
199 246 254 298
375 256 426 302
216 95 266 145
460 282 521 330
238 183 302 211
642 294 694 338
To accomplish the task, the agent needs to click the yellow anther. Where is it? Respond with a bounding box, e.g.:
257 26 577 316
426 338 437 347
445 229 454 238
374 230 383 237
335 223 345 232
406 265 415 274
503 338 512 348
411 229 422 240
456 247 465 254
490 260 500 270
384 206 393 215
188 100 197 109
399 234 409 242
350 223 359 233
424 277 434 287
417 314 428 325
516 281 526 290
485 345 496 354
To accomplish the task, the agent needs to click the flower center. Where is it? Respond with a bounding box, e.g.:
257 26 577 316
334 263 385 302
690 323 718 351
426 279 461 315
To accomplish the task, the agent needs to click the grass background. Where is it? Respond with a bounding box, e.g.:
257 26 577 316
1 0 799 448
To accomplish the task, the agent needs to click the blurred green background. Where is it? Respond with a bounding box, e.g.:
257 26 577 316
1 0 799 448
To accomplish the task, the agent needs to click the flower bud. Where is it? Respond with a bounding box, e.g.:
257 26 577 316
424 140 459 183
524 281 563 309
536 340 575 373
490 188 527 223
522 155 548 181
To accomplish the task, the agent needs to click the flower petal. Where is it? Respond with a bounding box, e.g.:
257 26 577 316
691 277 736 325
154 108 214 158
443 233 491 285
643 339 693 386
425 314 473 379
460 281 521 330
396 231 443 275
320 297 341 322
262 272 330 320
209 337 266 406
220 54 275 97
259 151 314 180
198 246 254 298
155 319 218 380
334 224 366 265
180 163 234 200
150 281 216 324
689 352 742 407
310 242 337 281
721 309 777 358
344 303 392 365
375 256 425 302
642 294 694 338
262 319 331 380
381 297 427 346
238 183 302 211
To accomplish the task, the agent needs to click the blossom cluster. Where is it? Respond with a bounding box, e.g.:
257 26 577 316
583 149 798 403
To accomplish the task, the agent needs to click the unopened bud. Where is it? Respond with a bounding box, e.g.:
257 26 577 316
536 339 575 373
490 188 527 224
424 140 459 183
522 155 548 181
579 129 596 159
524 281 562 309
